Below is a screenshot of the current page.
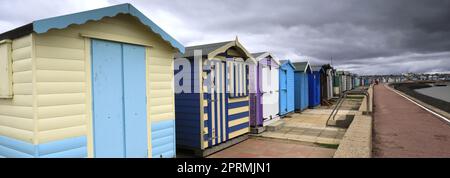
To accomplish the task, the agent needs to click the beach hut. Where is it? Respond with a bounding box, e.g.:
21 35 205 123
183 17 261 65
0 4 184 158
316 64 334 103
345 72 352 90
324 65 335 100
337 71 347 94
279 60 296 116
354 75 360 88
249 52 280 131
293 62 312 112
333 70 342 97
309 66 322 108
174 39 255 156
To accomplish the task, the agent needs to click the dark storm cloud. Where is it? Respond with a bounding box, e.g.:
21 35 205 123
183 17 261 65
1 0 449 74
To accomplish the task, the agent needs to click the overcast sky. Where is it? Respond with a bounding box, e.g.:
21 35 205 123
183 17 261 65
1 0 449 75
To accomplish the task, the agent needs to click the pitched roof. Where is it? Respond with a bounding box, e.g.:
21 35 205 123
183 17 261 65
180 41 232 58
311 66 324 72
0 3 185 53
292 61 312 73
251 52 281 65
179 40 256 63
279 60 296 70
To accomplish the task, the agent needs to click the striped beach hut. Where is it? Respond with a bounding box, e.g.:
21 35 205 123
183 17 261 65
293 62 312 112
0 4 184 158
249 52 280 131
174 39 255 157
279 60 296 116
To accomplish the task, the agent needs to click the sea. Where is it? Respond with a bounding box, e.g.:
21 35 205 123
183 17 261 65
415 82 450 103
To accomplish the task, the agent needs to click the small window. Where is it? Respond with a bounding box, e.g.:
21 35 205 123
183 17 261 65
0 40 13 98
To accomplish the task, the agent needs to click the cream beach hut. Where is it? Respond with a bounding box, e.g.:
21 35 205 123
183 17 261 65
0 4 184 158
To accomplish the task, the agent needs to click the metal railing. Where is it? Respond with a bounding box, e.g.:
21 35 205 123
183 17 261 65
326 88 370 126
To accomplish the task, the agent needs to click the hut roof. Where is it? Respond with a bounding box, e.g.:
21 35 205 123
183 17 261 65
293 62 312 73
251 52 281 65
0 3 185 53
279 60 296 70
180 40 256 63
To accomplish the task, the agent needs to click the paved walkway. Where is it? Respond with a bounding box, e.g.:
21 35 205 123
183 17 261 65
208 137 336 158
373 84 450 157
258 110 347 145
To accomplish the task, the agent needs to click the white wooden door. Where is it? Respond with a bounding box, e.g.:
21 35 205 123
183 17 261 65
261 66 271 119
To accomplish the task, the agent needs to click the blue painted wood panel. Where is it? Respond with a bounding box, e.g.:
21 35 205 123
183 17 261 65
174 58 201 149
91 39 148 158
279 60 295 116
0 136 87 158
295 72 309 111
123 44 148 158
286 65 295 113
152 120 176 158
279 68 288 115
308 72 321 107
91 39 125 158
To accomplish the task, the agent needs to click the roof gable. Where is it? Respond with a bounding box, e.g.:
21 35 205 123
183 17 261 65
181 40 256 63
0 3 185 53
293 61 312 73
279 60 296 70
252 52 281 65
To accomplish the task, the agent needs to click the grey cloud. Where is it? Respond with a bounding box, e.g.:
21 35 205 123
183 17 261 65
1 0 449 74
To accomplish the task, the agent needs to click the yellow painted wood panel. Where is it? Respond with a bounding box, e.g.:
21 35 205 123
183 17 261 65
35 45 84 60
13 83 33 95
148 73 173 82
37 93 85 107
228 117 249 127
36 82 85 94
229 106 249 115
148 65 172 74
0 105 33 118
149 90 173 98
12 35 31 50
147 97 173 106
37 115 85 131
0 42 12 98
37 125 86 144
0 125 34 143
228 127 249 139
150 113 174 121
12 70 32 83
0 95 33 106
149 48 174 58
36 58 84 71
12 58 32 72
11 46 32 61
36 70 85 82
149 105 174 115
229 97 249 103
37 104 85 119
35 35 84 50
148 82 172 90
0 115 33 131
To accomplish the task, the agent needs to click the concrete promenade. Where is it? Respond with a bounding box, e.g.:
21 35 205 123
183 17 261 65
373 84 450 157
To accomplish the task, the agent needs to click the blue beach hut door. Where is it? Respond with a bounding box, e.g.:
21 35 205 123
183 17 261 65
91 39 148 158
279 69 288 115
